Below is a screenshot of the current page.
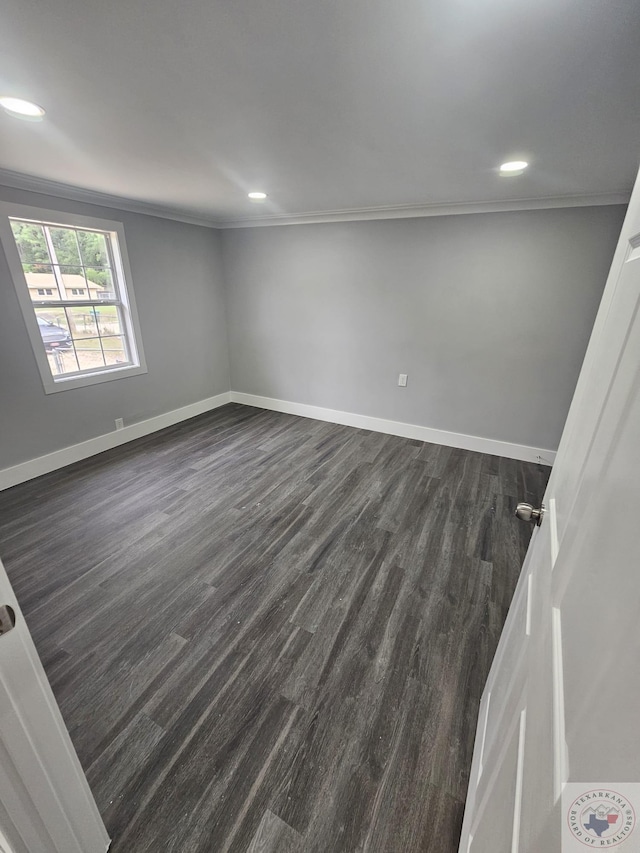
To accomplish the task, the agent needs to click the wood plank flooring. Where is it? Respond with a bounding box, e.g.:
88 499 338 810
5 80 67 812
0 404 549 852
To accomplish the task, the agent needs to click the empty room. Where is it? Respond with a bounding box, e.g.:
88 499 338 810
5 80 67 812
1 1 639 851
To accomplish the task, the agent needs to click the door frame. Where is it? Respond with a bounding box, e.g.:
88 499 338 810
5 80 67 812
0 556 109 853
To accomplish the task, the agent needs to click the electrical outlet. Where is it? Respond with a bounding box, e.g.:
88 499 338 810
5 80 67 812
398 374 408 387
115 417 124 430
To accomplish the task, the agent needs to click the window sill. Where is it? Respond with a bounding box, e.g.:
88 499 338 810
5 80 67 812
42 363 148 394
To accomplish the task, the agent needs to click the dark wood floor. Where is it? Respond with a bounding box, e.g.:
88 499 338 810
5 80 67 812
0 404 549 852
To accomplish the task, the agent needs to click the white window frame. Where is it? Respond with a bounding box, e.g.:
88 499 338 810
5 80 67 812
0 201 147 394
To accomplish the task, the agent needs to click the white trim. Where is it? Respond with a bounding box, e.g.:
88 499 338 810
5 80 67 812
477 691 491 784
217 192 630 229
0 169 217 229
525 573 533 637
465 692 527 846
0 388 553 492
0 168 629 230
549 497 559 568
511 709 527 853
552 607 569 802
459 687 491 852
229 392 556 464
0 393 231 491
0 201 148 395
39 363 148 394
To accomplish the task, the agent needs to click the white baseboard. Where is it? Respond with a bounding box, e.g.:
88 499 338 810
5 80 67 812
0 392 231 491
230 391 556 465
0 388 555 491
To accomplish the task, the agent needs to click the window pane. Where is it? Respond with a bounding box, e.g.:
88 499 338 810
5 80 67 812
65 306 98 339
24 262 54 275
55 267 89 300
47 347 80 376
102 337 129 365
86 267 115 299
74 338 106 370
35 306 69 332
34 308 78 377
77 230 110 268
49 227 82 270
94 305 123 336
10 221 51 267
26 268 60 301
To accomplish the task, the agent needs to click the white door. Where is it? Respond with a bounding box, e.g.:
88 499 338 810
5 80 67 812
460 166 640 853
0 556 108 852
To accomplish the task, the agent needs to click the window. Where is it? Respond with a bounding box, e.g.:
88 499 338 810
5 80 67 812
0 203 146 393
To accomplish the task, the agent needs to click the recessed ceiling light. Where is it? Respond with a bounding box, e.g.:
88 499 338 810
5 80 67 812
248 191 267 200
499 160 528 176
0 97 46 120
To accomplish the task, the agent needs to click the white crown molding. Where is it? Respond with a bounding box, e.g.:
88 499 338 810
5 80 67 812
217 192 630 228
0 392 231 491
230 391 556 465
0 168 630 230
0 168 219 229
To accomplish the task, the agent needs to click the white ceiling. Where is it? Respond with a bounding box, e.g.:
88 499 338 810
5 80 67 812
1 0 639 225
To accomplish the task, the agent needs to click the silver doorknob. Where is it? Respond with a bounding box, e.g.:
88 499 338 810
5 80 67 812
515 502 545 526
0 604 16 637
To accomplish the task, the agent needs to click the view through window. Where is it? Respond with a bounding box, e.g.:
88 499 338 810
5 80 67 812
10 218 136 379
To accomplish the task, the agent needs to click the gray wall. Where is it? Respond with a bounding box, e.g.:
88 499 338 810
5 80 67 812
0 191 625 470
222 206 625 451
0 186 229 469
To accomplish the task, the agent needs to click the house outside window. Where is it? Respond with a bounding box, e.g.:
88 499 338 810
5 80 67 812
0 202 147 393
